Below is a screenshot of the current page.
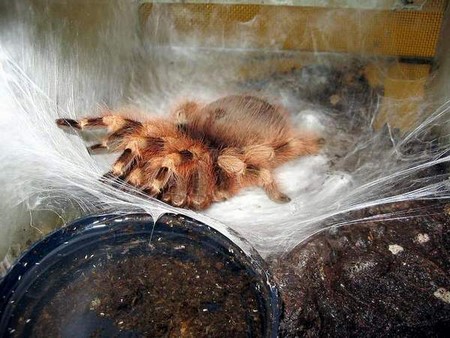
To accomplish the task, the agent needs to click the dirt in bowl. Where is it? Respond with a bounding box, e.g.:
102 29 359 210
18 242 264 338
89 254 263 337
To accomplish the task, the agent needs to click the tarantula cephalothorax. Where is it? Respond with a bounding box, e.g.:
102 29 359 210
56 95 322 210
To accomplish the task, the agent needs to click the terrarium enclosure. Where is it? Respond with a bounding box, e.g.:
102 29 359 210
1 0 449 259
0 1 449 334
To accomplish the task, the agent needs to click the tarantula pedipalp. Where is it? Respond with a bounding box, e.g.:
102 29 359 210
56 95 322 210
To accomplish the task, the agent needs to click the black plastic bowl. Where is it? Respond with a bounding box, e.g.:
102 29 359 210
0 213 280 337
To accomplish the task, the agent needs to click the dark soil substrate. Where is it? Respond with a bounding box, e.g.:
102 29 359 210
28 253 261 338
270 200 450 337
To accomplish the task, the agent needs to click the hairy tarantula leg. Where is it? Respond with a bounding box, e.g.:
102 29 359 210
56 118 83 129
254 168 291 203
217 155 246 175
153 167 172 191
90 125 148 155
172 184 187 206
191 163 215 209
187 171 204 210
56 116 142 133
264 182 291 203
243 145 275 162
124 165 145 187
100 150 137 191
161 177 187 207
87 132 125 154
88 143 108 154
274 136 323 162
56 117 109 130
111 149 135 176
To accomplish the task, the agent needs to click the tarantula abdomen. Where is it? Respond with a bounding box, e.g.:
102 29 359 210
56 95 323 210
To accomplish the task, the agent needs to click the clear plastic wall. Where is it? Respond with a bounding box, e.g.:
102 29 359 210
0 0 449 268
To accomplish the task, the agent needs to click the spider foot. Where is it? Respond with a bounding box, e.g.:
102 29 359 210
56 118 81 129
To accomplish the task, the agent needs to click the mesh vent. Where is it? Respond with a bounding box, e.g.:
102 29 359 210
140 2 447 58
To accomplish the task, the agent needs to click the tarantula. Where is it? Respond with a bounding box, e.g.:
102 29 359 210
56 95 322 210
